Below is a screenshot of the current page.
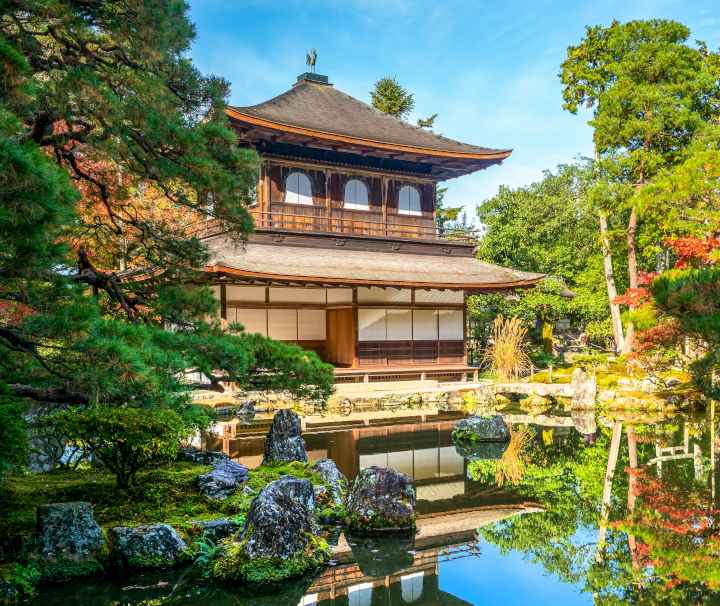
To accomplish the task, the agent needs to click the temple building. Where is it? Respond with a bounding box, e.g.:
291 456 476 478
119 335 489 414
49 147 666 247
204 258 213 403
201 71 542 382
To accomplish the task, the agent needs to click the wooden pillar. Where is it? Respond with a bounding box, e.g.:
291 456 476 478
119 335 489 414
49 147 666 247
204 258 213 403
381 176 388 236
220 283 227 322
262 160 270 223
325 169 331 231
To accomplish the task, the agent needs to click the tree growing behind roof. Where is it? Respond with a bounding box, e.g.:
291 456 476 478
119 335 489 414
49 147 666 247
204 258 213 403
370 76 415 120
0 0 333 473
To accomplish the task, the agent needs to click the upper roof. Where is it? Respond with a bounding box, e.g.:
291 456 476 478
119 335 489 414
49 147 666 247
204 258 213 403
205 237 544 291
226 75 512 179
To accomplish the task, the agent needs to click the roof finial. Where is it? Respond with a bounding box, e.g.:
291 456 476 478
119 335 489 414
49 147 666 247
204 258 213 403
306 48 317 73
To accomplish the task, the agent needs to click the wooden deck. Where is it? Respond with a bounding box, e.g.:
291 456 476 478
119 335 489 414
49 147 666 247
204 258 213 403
334 364 479 384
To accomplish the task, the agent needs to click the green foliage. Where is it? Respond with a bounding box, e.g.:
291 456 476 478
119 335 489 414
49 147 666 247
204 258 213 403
192 535 224 578
416 113 438 129
0 385 27 476
0 1 334 478
46 407 206 488
652 267 720 398
0 462 220 562
370 77 415 119
37 558 105 583
475 162 620 325
7 562 41 598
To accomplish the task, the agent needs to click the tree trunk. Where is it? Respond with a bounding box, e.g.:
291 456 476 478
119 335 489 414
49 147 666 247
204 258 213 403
541 320 554 355
596 421 623 563
622 200 640 355
599 211 624 354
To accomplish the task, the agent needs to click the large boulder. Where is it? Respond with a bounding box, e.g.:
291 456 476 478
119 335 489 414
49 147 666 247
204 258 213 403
108 524 188 570
212 477 329 584
452 415 510 443
312 458 348 508
35 502 105 581
198 459 249 500
346 467 416 532
262 409 307 465
571 368 597 407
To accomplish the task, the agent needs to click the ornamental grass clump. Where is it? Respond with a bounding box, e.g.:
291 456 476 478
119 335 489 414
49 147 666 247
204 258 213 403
495 426 533 487
482 316 531 381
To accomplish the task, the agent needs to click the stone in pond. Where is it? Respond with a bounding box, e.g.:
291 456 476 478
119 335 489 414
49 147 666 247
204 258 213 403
346 466 416 532
198 458 249 500
35 501 105 580
452 415 510 443
453 439 508 461
109 523 188 570
212 477 329 584
262 409 307 465
347 532 415 577
311 458 348 508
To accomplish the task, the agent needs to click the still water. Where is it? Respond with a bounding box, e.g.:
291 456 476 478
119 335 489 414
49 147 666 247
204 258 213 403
35 403 720 605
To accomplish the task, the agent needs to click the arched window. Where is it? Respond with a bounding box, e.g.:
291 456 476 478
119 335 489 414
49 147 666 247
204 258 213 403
284 171 313 205
398 185 422 216
344 178 369 211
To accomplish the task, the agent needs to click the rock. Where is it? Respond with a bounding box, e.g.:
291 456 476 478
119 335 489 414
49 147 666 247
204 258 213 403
181 446 228 465
35 502 105 580
193 518 240 542
347 532 414 577
262 409 307 465
212 477 329 584
311 459 348 508
346 467 416 532
519 393 552 414
453 440 508 461
452 415 510 443
198 459 249 500
571 410 597 437
493 394 512 409
571 368 597 406
109 524 188 570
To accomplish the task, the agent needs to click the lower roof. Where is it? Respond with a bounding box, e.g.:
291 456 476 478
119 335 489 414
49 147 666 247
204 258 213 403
204 237 543 290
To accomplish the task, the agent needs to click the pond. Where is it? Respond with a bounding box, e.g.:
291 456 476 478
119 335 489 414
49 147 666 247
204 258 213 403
33 401 720 605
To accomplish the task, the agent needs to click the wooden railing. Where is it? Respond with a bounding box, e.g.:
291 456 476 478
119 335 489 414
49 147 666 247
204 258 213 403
191 209 477 244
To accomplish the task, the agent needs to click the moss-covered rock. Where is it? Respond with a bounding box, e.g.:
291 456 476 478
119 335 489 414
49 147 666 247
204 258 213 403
518 393 552 414
452 415 510 443
213 477 330 585
108 523 188 571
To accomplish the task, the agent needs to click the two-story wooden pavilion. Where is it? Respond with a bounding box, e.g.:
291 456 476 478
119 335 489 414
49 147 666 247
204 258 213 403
201 72 542 382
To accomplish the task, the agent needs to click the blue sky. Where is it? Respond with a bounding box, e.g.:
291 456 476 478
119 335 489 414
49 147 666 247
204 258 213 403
188 0 719 224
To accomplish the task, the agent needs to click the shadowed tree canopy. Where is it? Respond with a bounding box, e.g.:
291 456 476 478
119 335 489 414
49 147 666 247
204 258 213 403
0 0 334 467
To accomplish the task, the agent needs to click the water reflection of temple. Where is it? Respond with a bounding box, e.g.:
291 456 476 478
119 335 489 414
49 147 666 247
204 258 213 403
203 411 537 513
203 411 541 605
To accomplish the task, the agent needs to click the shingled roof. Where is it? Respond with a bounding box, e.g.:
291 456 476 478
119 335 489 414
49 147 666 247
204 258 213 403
205 237 543 290
226 75 511 180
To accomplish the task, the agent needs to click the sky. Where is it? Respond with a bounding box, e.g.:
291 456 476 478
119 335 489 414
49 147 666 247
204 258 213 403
187 0 719 225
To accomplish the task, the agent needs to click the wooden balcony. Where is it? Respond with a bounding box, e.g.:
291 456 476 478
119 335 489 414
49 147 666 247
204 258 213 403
192 208 477 244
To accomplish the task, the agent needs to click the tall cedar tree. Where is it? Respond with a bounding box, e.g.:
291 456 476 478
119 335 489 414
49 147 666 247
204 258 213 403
0 0 334 465
370 77 415 119
560 19 720 352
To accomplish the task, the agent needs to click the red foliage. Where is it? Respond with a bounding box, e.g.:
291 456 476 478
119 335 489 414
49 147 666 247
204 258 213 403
613 287 650 307
634 320 682 353
665 236 720 268
0 301 35 325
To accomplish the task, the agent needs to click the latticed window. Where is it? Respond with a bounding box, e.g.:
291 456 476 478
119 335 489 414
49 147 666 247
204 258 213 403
284 171 313 205
344 178 369 211
398 184 422 216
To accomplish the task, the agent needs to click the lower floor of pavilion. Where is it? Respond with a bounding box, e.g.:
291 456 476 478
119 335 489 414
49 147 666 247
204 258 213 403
212 284 469 372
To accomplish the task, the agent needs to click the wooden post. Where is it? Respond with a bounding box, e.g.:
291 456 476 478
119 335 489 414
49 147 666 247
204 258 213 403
325 169 331 231
220 283 227 322
381 176 388 236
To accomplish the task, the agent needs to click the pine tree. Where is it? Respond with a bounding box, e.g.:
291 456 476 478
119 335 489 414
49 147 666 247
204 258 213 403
370 77 415 119
0 1 333 473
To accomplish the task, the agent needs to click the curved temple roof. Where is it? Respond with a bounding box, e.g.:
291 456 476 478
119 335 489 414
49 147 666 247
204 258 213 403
226 76 512 179
205 237 543 291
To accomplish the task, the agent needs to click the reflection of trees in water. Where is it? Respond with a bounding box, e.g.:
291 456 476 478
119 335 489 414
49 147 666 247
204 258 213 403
469 412 720 604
